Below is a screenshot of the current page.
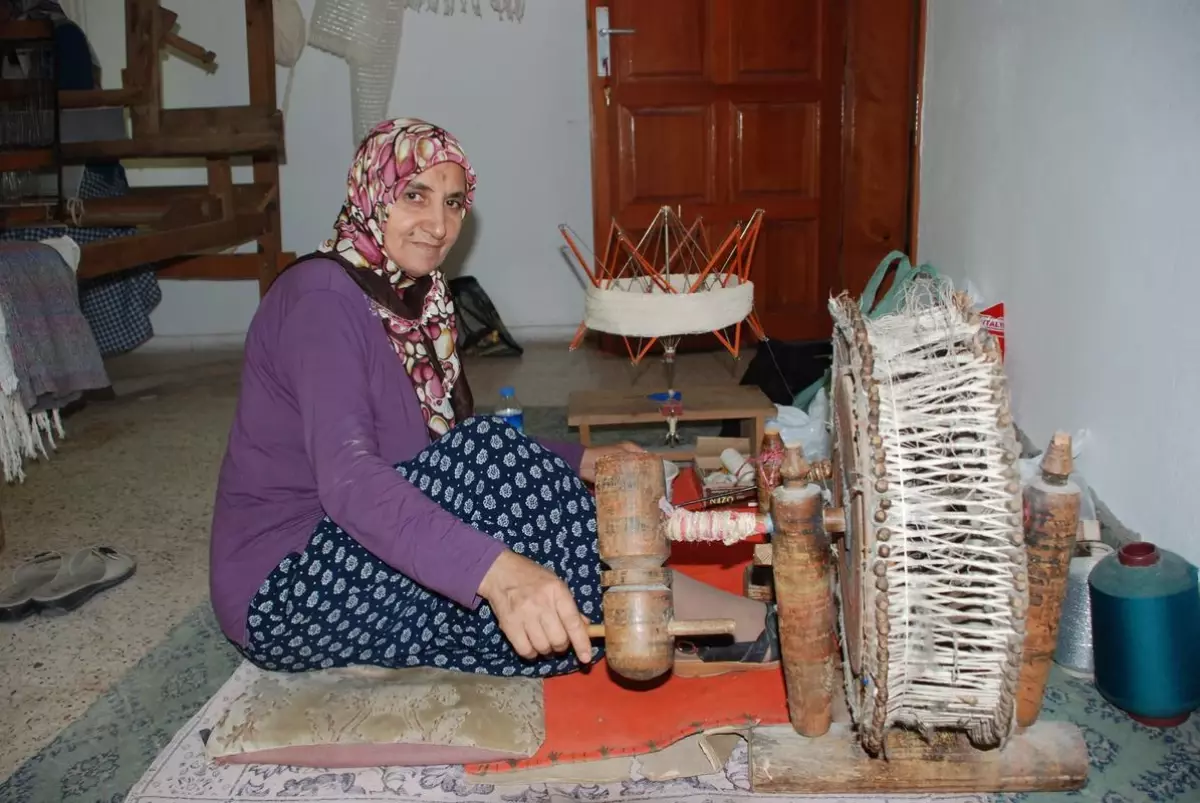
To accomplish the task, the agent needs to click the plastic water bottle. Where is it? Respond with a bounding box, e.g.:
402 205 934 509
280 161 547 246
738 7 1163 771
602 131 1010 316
495 385 524 433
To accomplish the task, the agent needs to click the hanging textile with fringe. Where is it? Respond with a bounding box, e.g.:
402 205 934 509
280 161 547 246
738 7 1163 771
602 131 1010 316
0 239 109 483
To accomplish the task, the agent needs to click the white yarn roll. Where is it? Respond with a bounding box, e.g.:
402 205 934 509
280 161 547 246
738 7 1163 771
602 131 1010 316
583 277 754 338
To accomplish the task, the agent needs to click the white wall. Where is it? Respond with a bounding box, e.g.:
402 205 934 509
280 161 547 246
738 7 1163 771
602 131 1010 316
83 0 594 343
917 0 1200 563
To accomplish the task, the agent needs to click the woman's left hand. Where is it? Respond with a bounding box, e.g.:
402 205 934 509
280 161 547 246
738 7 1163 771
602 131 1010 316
579 442 645 483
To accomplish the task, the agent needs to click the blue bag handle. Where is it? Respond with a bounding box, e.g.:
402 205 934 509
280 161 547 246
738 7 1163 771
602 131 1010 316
791 251 940 409
859 250 940 318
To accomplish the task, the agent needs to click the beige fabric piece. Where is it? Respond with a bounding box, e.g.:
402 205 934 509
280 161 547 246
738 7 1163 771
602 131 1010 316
205 661 545 767
462 728 748 785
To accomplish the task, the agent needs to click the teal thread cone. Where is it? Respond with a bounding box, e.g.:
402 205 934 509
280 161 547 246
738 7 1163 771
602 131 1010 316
1088 542 1200 726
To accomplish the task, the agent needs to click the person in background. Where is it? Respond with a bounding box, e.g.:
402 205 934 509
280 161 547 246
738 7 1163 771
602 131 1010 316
209 118 779 679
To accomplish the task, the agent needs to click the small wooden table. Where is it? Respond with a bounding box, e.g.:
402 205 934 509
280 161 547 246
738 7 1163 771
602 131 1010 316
567 385 776 457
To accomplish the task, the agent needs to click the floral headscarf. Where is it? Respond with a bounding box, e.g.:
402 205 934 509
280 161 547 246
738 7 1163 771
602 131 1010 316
317 118 477 440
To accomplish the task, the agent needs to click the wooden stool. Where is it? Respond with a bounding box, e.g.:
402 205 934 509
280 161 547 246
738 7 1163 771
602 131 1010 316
567 385 776 459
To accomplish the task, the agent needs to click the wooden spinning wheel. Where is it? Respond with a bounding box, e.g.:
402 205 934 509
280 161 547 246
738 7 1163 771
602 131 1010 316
586 277 1091 795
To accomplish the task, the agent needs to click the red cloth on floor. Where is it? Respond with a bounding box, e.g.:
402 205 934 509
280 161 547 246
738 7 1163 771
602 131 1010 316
466 468 787 776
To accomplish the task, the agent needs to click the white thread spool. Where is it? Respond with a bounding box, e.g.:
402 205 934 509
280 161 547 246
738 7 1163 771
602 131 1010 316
1054 540 1115 679
719 448 753 482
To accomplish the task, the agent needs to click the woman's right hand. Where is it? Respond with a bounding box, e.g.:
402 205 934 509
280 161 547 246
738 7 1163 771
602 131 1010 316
477 550 594 665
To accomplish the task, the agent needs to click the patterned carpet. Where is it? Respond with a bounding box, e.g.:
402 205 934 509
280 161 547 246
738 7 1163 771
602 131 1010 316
4 600 1199 803
1 409 1198 802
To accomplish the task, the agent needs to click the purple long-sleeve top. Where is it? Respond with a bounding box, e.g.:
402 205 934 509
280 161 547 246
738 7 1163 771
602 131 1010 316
209 257 585 647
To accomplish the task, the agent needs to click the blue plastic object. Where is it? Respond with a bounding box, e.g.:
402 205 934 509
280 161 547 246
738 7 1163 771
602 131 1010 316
1088 541 1200 727
648 391 682 403
495 386 524 433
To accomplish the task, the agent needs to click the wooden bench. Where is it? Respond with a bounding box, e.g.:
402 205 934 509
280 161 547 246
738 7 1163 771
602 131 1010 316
567 385 776 458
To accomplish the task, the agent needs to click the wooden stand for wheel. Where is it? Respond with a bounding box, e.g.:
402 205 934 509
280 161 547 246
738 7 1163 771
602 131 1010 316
745 437 1089 794
590 438 1090 796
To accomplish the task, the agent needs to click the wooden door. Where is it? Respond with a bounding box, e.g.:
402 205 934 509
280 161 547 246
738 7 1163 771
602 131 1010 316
584 0 921 347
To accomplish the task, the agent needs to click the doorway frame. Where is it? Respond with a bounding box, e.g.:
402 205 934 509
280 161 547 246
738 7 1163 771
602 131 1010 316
582 0 927 304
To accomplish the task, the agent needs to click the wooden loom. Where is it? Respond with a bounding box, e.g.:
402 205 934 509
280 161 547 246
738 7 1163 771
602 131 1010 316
0 0 290 295
585 290 1091 795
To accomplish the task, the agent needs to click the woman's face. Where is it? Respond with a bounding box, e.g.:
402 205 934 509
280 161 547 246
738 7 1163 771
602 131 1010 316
382 162 468 278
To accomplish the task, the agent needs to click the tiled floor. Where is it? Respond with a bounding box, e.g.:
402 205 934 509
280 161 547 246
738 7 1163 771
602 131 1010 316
0 340 753 782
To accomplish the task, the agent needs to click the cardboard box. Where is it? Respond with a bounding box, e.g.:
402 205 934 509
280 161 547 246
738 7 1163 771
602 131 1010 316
980 301 1005 360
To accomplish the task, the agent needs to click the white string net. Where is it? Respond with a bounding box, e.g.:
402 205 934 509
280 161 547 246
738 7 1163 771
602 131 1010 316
830 276 1026 751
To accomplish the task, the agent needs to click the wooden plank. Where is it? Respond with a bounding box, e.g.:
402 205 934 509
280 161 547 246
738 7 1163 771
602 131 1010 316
0 149 55 172
59 126 282 161
244 0 285 297
156 250 297 280
0 77 53 101
159 105 279 134
206 159 234 219
124 0 162 136
0 193 215 229
164 31 217 71
59 87 144 109
0 182 275 229
567 386 775 426
0 20 53 39
77 213 269 280
748 721 1089 795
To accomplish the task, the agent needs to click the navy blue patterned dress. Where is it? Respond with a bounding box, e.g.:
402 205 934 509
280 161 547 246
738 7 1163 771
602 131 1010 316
240 416 605 678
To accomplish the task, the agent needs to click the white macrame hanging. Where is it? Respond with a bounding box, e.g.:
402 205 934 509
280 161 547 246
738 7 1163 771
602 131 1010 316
309 0 525 149
309 0 408 146
405 0 525 22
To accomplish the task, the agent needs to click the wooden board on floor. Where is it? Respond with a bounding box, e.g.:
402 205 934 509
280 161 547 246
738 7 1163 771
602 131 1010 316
748 721 1089 795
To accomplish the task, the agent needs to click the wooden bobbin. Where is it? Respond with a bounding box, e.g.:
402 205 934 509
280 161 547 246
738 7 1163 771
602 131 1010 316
771 482 837 737
588 451 736 681
1016 431 1081 726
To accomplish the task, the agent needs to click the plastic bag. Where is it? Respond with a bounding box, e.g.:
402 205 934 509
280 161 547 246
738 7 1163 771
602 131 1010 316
1019 428 1097 521
773 387 830 461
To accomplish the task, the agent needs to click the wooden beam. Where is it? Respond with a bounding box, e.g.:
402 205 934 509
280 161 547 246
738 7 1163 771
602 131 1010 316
0 77 53 102
0 20 53 40
156 250 296 280
0 193 216 229
748 721 1089 795
207 159 235 220
59 87 145 109
0 182 275 229
159 106 281 136
77 213 269 281
59 125 282 161
0 149 55 172
244 0 285 298
124 0 162 136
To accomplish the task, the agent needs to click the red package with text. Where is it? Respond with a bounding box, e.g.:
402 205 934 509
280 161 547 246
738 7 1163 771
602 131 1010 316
980 302 1005 360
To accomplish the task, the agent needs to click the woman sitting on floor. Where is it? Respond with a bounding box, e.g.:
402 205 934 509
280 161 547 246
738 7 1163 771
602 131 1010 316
209 118 778 679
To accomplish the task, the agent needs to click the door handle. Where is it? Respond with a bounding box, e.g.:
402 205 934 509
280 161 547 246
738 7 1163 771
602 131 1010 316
595 6 635 77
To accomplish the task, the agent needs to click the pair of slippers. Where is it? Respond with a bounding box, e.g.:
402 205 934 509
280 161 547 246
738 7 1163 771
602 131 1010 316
0 546 137 621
